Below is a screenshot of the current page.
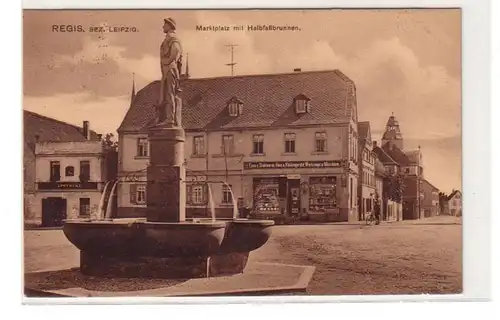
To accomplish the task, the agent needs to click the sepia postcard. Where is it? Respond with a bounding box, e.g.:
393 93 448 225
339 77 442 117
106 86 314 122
23 8 462 299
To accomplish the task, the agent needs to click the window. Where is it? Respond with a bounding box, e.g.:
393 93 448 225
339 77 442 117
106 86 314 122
315 132 327 152
79 198 90 217
192 185 204 204
65 166 74 177
253 134 264 154
50 161 61 182
130 184 146 205
137 138 148 157
79 161 90 182
296 99 307 113
222 184 233 204
227 97 243 117
405 168 410 174
222 135 234 155
285 133 296 153
193 136 205 156
308 177 337 211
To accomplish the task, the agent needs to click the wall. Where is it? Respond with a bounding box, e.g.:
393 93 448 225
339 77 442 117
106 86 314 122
117 124 356 221
120 125 348 173
35 141 104 183
35 191 102 222
449 192 462 216
422 181 440 217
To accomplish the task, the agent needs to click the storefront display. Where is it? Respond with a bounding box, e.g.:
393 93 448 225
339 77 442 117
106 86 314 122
308 176 337 212
253 178 280 213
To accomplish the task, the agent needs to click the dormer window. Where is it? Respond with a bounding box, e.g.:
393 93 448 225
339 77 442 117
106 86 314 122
227 97 244 117
294 94 311 114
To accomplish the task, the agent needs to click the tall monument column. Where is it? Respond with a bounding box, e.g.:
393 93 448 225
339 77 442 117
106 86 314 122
146 18 186 223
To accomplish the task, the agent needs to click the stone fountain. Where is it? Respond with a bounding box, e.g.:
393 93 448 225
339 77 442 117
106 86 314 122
61 17 274 280
24 19 315 298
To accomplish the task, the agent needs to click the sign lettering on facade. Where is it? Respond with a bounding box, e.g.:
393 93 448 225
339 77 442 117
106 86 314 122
244 160 344 170
37 182 98 190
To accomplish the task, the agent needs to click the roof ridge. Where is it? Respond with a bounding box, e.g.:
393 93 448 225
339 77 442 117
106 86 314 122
24 110 86 132
179 69 347 81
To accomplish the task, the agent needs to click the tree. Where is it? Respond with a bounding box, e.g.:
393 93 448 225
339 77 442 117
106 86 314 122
102 133 118 152
383 173 405 203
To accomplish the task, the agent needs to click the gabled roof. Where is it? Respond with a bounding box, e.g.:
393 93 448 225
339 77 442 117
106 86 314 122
358 121 371 142
117 70 356 132
373 146 397 165
24 110 99 152
405 150 421 164
374 158 386 176
381 142 415 165
422 179 439 192
447 190 462 200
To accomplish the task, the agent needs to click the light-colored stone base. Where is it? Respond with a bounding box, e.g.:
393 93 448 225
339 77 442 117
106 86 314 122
24 262 315 298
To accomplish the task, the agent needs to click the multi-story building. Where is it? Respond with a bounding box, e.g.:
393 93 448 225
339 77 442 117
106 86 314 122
421 179 440 217
373 114 427 220
357 121 376 221
24 111 111 227
447 189 462 216
116 69 361 222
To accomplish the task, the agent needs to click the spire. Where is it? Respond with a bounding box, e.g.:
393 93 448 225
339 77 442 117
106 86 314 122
131 73 136 101
129 72 136 108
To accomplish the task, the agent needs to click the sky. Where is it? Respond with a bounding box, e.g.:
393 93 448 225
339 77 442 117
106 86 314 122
23 9 462 193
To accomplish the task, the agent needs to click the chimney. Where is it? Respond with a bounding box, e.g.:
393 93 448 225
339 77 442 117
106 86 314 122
293 68 302 72
83 121 90 140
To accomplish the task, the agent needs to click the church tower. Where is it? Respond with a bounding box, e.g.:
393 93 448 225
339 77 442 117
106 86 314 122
381 113 404 150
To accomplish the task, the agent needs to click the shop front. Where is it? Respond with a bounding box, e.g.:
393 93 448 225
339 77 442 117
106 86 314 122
35 181 102 226
243 160 350 222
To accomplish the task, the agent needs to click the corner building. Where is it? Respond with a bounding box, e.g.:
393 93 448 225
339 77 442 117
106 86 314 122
117 70 361 222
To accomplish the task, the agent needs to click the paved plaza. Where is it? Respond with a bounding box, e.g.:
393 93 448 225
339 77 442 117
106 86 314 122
24 216 462 295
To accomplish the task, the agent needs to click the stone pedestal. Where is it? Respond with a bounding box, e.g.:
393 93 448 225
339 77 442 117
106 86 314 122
147 124 186 222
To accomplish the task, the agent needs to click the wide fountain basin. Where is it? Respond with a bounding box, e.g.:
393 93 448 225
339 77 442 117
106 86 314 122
63 220 137 255
138 221 226 258
217 219 275 254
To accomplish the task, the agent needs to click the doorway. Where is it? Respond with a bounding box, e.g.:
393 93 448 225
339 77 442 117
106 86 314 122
41 197 67 227
287 179 301 217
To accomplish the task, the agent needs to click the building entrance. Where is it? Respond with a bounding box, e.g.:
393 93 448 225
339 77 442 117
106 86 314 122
41 197 67 227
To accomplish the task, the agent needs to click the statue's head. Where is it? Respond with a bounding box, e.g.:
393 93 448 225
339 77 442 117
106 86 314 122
163 18 176 33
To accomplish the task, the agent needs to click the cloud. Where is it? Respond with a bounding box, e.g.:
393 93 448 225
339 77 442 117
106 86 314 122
23 93 130 135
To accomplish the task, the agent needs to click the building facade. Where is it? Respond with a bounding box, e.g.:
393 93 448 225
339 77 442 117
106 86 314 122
421 179 440 217
23 111 109 227
357 121 376 221
117 70 361 222
447 190 462 216
34 140 107 226
374 115 427 220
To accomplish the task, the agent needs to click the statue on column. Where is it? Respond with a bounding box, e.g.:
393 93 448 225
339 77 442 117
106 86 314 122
157 17 183 127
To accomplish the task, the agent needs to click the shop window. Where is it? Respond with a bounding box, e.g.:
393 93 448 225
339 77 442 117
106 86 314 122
253 178 280 213
308 176 337 212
